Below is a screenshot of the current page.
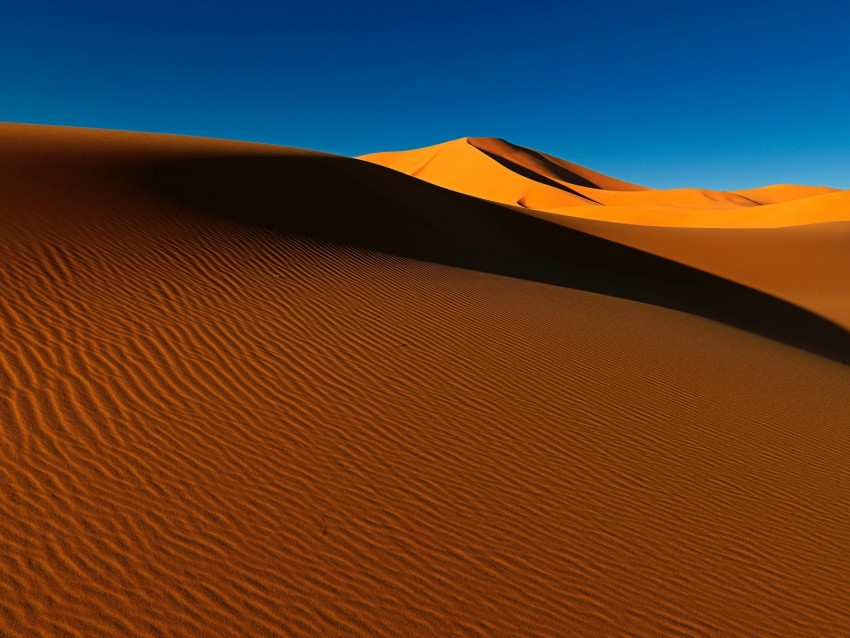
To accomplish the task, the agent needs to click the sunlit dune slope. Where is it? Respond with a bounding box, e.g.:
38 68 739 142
733 183 838 205
2 124 850 637
361 138 843 227
360 137 599 209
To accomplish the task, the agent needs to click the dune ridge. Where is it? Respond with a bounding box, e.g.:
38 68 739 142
2 124 850 637
360 137 843 227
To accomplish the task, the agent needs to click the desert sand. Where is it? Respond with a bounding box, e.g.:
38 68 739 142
2 123 850 637
362 137 844 227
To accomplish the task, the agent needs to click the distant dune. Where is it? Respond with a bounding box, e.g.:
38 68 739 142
2 124 850 637
363 137 850 333
361 137 843 227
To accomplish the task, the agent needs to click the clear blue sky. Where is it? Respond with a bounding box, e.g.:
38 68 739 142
2 0 849 189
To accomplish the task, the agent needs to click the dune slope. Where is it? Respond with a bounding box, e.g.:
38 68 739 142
361 138 844 227
2 124 850 637
538 213 850 333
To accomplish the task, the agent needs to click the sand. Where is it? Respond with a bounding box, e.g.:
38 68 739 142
2 123 850 637
362 137 844 227
539 215 850 334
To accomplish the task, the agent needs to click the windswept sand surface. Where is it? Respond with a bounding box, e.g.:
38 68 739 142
3 124 850 636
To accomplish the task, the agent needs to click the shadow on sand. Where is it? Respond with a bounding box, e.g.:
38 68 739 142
139 153 850 364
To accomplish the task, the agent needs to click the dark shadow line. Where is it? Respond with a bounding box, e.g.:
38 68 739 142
469 137 613 191
466 142 602 204
136 153 850 365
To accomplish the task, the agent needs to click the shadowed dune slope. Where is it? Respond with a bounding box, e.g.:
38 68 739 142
465 137 645 192
361 138 844 227
537 214 850 333
2 124 850 637
142 155 850 362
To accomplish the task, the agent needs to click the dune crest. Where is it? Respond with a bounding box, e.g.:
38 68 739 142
361 137 599 210
360 138 843 227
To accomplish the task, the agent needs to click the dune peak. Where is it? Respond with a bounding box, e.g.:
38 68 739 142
361 137 846 228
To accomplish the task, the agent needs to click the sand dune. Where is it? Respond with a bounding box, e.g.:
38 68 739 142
3 123 850 637
363 136 850 327
538 214 850 333
732 183 838 205
361 137 600 210
362 137 844 227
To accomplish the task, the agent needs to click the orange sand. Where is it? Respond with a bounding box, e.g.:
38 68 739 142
540 215 850 333
2 124 850 637
362 137 844 227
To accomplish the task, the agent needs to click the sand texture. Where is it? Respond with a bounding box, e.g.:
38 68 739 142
3 124 850 636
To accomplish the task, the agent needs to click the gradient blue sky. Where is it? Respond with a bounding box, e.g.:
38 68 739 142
2 0 849 189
